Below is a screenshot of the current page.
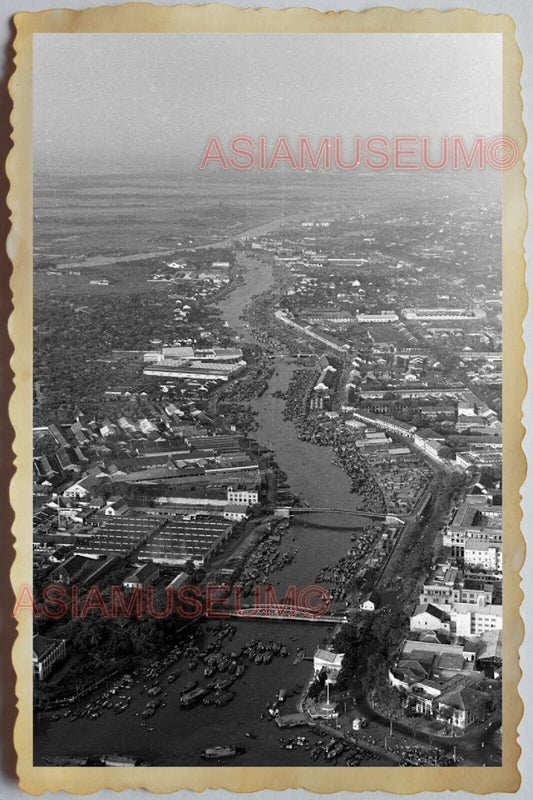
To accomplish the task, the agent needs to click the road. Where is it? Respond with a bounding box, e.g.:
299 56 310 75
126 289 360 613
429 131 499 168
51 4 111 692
354 689 502 766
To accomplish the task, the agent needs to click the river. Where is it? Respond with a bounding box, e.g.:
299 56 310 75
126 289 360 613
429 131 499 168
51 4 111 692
33 251 392 767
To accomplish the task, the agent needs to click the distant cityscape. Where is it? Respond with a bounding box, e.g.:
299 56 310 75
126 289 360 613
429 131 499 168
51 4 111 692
32 172 502 768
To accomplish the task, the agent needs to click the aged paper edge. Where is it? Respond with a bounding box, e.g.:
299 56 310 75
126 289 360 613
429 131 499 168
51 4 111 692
6 3 527 795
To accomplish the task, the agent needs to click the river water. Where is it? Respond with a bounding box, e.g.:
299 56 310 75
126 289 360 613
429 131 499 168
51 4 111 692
34 251 386 767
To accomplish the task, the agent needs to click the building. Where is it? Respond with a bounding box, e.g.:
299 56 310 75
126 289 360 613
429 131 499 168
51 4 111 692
223 503 250 521
75 516 163 559
413 429 445 461
313 649 345 683
402 308 486 321
443 496 502 558
474 630 503 678
63 475 98 500
143 348 246 381
137 517 233 567
360 591 379 611
410 598 502 637
435 685 491 730
356 311 399 323
166 572 189 594
314 366 337 393
463 539 502 574
104 497 129 517
389 639 490 730
455 444 503 469
274 310 348 353
451 601 503 636
419 562 494 606
50 554 92 585
123 561 160 589
305 309 354 324
33 635 66 680
227 487 259 506
390 637 478 695
410 603 452 634
350 411 416 439
310 365 337 411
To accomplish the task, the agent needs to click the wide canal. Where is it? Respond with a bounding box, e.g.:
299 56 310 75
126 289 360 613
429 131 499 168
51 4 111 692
33 252 395 767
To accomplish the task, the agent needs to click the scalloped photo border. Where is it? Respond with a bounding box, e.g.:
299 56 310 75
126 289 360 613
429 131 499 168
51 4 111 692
6 3 527 794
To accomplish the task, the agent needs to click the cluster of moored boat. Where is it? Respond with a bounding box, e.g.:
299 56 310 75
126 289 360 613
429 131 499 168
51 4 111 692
315 527 379 601
239 537 298 589
46 622 298 734
177 635 292 709
60 674 135 721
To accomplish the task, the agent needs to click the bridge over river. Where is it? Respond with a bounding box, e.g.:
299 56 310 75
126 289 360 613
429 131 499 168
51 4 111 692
276 507 405 525
223 605 348 624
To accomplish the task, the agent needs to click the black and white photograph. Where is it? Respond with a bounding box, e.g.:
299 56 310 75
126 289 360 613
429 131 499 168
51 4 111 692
9 12 524 790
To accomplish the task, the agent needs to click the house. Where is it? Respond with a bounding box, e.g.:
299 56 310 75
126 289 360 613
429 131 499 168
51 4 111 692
71 421 89 446
104 497 129 517
436 685 491 730
166 571 189 594
410 603 451 634
223 503 249 522
63 475 98 500
123 561 160 589
474 630 502 678
313 649 344 683
55 447 80 474
360 591 379 612
50 554 92 585
33 634 66 680
48 545 74 564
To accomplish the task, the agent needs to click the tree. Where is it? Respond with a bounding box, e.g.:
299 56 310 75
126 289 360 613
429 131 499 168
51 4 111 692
438 445 455 461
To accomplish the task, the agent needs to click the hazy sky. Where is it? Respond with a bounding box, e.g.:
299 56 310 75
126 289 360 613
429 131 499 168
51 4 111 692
33 33 502 174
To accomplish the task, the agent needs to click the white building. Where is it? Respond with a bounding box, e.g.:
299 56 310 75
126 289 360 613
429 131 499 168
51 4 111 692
223 504 250 521
410 600 502 637
227 487 259 506
350 411 416 439
410 603 452 634
463 539 502 573
356 311 399 323
413 430 445 461
63 475 97 500
33 635 67 680
313 649 345 683
402 308 486 321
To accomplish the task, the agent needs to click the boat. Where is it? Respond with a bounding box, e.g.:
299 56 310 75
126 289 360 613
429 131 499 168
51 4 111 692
214 678 234 691
102 754 139 767
213 691 234 707
180 687 209 707
201 746 245 760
